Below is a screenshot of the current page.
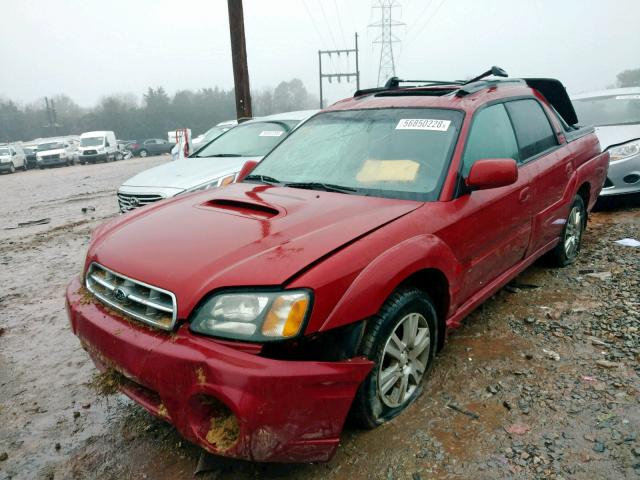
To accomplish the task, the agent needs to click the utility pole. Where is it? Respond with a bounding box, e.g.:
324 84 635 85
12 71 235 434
369 0 404 86
318 33 360 109
43 97 60 135
227 0 252 120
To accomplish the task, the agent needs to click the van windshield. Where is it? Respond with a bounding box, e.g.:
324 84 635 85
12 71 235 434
38 142 64 151
248 108 463 201
0 147 10 155
81 137 104 147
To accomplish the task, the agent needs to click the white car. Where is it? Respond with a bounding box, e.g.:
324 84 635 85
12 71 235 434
572 87 640 196
118 110 318 212
0 144 27 173
36 139 78 168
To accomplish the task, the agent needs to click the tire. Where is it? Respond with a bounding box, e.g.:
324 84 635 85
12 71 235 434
139 149 148 158
116 152 123 161
351 288 438 428
548 195 586 267
8 162 15 174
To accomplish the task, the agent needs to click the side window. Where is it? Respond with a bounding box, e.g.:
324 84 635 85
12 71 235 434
461 104 519 176
505 99 558 161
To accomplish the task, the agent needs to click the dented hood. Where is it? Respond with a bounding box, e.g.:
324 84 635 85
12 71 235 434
89 183 420 317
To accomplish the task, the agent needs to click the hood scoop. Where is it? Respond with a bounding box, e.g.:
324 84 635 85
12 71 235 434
202 199 280 219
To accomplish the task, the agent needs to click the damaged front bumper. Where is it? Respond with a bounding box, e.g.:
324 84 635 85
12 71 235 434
66 278 372 462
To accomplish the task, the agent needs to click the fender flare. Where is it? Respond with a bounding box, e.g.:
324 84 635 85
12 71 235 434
318 234 462 332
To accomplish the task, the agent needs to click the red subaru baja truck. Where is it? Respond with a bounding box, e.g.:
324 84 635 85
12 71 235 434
66 67 608 463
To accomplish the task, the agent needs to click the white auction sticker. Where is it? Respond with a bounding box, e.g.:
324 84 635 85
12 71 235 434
615 95 640 100
259 130 284 137
396 119 451 131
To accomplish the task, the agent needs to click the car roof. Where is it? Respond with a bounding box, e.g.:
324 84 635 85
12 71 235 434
324 77 578 125
571 86 640 100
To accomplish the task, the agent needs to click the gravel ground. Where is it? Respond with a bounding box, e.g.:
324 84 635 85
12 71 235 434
0 161 638 480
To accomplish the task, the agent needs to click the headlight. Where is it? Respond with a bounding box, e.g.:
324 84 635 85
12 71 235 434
190 290 311 341
608 139 640 162
183 174 236 193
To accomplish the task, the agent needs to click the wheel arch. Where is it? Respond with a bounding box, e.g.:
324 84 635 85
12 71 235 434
395 268 450 351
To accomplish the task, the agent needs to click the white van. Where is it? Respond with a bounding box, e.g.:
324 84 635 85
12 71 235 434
78 131 118 164
0 144 27 173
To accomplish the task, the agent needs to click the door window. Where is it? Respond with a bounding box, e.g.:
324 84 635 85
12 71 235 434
461 104 519 176
505 99 558 161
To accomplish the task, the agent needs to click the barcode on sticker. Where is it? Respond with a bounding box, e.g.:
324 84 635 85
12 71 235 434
259 130 284 137
396 119 451 131
615 95 640 100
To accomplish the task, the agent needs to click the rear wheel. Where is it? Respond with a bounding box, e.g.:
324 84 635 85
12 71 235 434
548 195 586 267
351 288 438 428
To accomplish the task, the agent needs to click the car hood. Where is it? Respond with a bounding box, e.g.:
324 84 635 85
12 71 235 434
121 156 258 190
89 183 421 318
594 124 640 151
37 149 65 156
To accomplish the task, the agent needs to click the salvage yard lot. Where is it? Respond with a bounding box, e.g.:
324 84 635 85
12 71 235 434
0 160 638 479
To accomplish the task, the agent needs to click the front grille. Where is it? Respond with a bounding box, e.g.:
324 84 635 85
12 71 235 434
117 193 164 212
85 263 177 330
83 150 97 155
42 154 60 160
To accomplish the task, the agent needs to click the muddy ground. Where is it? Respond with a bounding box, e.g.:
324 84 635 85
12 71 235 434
0 159 638 480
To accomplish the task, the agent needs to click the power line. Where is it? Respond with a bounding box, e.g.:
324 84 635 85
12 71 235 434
333 0 348 47
405 0 447 45
317 0 339 51
302 0 330 51
403 0 433 38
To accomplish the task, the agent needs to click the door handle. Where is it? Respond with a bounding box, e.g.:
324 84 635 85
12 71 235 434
519 187 531 203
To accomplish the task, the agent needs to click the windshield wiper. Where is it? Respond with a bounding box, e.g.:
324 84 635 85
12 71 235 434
284 182 357 194
196 153 243 158
244 174 281 185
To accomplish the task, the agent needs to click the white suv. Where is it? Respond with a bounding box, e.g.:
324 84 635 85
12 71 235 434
0 144 27 173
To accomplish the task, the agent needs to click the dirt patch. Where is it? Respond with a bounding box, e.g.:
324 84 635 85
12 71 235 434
205 413 240 452
90 369 126 396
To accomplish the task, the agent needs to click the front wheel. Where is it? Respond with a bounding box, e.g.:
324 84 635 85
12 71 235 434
8 162 15 174
139 149 148 158
548 195 586 267
351 288 438 428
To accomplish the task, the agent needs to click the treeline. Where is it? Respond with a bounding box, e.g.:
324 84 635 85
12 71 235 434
0 78 318 143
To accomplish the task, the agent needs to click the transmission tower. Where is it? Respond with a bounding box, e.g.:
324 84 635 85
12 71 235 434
369 0 404 86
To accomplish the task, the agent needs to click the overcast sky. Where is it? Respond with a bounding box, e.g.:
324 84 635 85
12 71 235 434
1 0 639 107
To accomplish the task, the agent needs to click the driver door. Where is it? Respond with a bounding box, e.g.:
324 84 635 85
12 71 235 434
441 103 534 304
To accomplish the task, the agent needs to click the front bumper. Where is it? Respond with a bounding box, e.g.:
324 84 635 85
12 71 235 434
66 278 372 462
37 157 67 166
0 162 14 171
600 153 640 196
79 153 107 163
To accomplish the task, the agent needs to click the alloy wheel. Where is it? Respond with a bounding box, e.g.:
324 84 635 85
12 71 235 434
564 205 582 260
378 312 431 408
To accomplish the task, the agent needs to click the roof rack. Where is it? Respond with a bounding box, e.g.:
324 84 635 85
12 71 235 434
354 66 509 98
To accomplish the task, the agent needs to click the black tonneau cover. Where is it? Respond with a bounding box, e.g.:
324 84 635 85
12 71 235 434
523 78 578 126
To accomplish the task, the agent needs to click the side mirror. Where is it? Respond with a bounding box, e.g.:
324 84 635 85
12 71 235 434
236 160 259 182
466 158 518 191
105 142 110 147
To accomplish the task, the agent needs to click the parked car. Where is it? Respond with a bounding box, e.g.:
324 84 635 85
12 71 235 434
23 145 39 169
0 144 27 173
117 110 317 212
36 140 78 168
66 71 608 463
78 131 118 164
572 87 640 196
128 138 174 157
